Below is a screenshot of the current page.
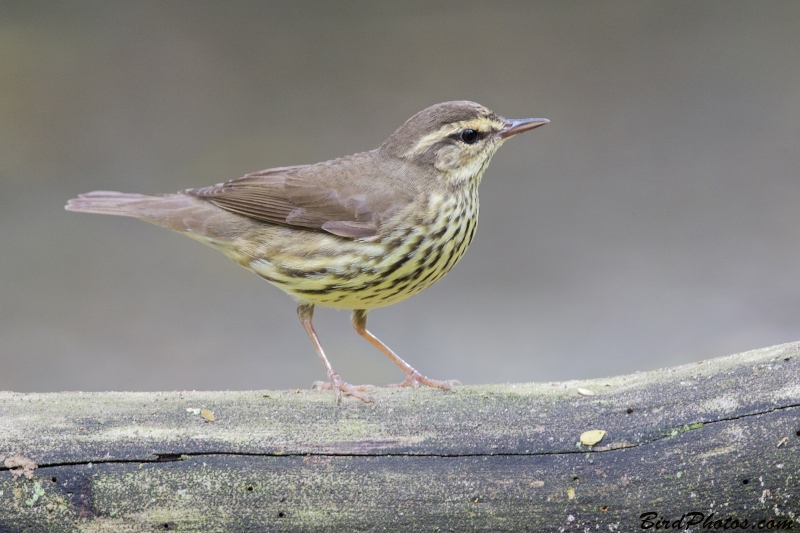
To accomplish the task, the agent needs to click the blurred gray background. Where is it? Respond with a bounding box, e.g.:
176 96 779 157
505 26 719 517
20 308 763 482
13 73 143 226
2 1 799 392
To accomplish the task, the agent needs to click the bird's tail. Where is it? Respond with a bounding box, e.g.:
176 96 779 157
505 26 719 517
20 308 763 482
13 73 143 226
65 190 223 236
67 189 257 260
65 191 167 217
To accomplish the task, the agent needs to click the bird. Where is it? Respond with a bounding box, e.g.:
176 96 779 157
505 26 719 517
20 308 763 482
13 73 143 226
66 101 548 402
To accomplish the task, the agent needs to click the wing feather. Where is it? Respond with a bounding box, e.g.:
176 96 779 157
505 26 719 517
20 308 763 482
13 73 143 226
185 153 410 239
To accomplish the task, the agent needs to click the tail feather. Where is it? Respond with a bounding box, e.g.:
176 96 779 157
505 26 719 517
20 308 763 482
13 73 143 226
65 191 159 217
65 190 247 239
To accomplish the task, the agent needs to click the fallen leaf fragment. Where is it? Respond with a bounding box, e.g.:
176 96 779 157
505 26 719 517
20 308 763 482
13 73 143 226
200 409 215 422
580 429 607 446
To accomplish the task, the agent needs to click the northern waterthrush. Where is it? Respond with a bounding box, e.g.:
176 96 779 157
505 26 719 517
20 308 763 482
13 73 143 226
66 101 548 401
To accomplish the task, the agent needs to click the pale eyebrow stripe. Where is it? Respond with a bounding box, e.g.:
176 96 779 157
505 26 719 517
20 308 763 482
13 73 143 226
404 119 497 157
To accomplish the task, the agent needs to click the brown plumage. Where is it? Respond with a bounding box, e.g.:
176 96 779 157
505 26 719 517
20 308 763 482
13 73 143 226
66 101 548 401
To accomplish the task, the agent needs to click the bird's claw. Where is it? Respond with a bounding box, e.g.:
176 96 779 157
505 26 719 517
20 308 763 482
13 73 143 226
312 373 375 403
388 369 460 390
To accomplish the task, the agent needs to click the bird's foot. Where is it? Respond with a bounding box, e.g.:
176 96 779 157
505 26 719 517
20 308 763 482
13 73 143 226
312 372 375 403
388 369 460 390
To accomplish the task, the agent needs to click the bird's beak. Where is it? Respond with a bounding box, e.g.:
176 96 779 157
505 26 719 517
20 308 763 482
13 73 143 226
498 118 550 139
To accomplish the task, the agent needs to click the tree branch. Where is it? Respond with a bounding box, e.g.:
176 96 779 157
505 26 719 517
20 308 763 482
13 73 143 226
1 343 798 531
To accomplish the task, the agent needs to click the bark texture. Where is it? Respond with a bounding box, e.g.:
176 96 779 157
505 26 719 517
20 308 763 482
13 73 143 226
1 343 798 532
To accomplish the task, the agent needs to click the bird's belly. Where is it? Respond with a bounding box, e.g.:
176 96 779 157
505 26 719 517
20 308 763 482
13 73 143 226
241 199 478 309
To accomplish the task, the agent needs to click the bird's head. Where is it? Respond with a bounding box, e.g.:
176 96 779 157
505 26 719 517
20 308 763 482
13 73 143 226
381 101 548 186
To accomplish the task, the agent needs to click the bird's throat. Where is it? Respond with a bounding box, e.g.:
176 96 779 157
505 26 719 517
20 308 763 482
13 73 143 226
442 151 495 189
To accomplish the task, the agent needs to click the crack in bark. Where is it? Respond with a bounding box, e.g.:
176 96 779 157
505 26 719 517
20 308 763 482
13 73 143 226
3 402 797 473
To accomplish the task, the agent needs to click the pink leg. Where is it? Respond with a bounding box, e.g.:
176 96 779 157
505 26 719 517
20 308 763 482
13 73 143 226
351 309 460 390
297 304 374 402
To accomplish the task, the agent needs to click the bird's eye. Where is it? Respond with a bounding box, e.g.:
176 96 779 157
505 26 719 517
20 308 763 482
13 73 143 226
459 129 479 144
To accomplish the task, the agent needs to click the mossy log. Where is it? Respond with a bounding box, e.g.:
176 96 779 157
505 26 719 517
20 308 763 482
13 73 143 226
1 343 798 532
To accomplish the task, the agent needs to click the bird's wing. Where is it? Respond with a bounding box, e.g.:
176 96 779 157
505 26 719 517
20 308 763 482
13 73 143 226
185 155 409 239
